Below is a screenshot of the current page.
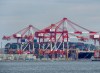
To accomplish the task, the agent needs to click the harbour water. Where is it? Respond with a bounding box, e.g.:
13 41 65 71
0 61 100 73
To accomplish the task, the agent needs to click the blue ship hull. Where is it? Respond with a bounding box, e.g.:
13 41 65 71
78 52 94 59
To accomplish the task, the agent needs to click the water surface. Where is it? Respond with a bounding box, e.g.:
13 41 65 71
0 61 100 73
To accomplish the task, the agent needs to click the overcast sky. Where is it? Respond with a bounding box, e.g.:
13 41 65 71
0 0 100 47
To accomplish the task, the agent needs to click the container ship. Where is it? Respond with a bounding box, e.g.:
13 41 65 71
4 42 95 59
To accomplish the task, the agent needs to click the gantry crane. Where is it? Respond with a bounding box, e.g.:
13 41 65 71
2 25 39 54
35 18 97 50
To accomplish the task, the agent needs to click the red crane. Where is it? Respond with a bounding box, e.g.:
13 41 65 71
2 25 38 42
35 18 97 51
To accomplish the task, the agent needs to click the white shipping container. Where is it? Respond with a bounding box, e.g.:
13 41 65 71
16 34 21 38
94 35 99 38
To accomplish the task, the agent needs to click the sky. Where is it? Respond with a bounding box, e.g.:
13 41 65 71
0 0 100 47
